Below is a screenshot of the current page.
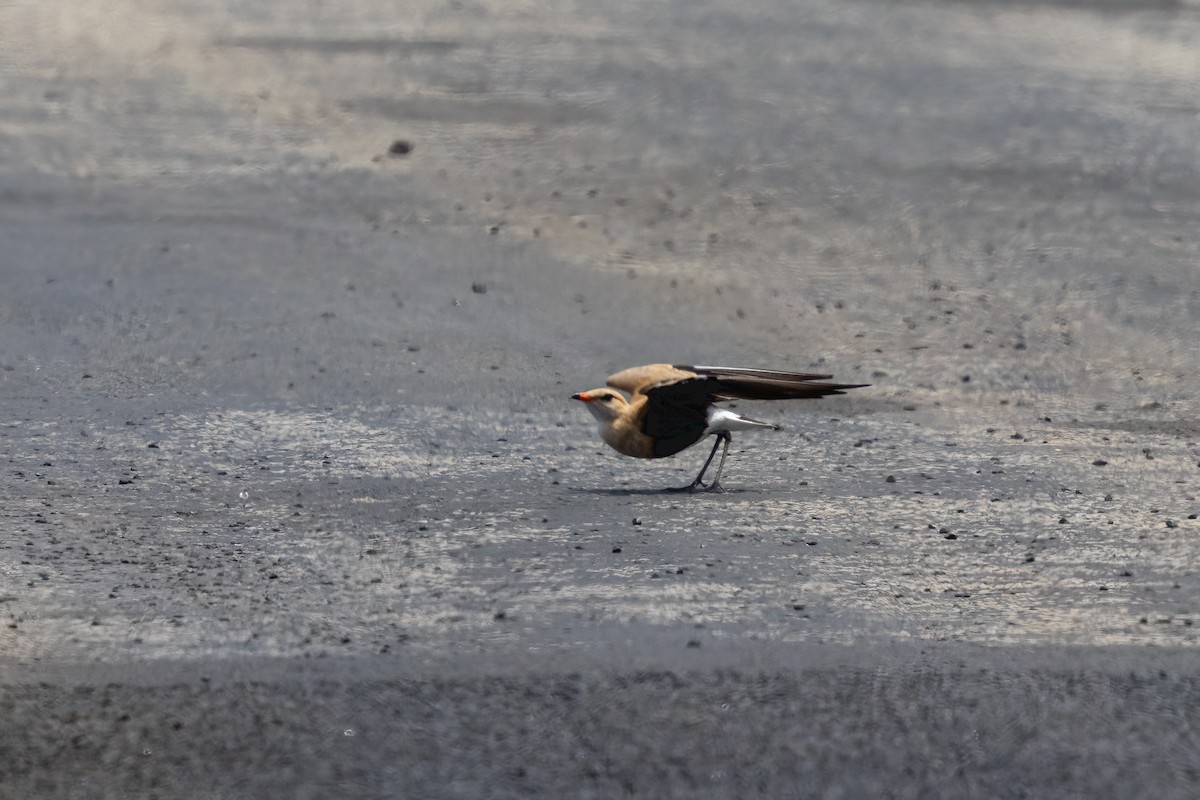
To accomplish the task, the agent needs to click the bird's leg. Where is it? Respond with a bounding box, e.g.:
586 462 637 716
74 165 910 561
690 432 727 489
703 432 732 492
667 434 724 492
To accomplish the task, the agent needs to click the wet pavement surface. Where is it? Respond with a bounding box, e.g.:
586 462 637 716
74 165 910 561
2 0 1199 797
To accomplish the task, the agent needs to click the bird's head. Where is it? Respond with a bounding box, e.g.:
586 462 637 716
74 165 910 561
571 388 629 424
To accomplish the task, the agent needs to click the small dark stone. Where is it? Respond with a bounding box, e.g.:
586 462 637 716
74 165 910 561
944 533 957 540
885 475 896 483
1166 520 1178 529
612 547 622 553
387 139 413 156
686 639 701 648
632 518 642 526
471 282 487 294
1059 517 1068 524
1011 433 1024 440
1092 459 1108 466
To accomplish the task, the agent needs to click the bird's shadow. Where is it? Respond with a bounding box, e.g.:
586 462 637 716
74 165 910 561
569 485 756 496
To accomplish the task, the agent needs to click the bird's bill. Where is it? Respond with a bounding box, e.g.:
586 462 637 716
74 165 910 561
571 392 592 402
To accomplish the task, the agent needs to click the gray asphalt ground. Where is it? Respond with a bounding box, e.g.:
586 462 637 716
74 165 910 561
2 0 1199 797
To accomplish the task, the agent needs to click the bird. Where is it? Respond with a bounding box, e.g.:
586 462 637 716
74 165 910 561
571 364 867 492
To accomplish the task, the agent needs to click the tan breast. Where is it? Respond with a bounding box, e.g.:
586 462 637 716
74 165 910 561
600 398 658 459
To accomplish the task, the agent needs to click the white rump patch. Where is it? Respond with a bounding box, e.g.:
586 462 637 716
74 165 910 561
704 407 777 434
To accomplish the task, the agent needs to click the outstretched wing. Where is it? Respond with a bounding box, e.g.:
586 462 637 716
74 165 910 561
674 364 868 399
610 363 869 458
677 365 835 382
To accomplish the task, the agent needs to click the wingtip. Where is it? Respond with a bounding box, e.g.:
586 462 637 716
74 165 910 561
676 364 839 382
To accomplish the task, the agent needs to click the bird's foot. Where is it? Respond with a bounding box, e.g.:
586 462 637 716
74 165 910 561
666 480 726 493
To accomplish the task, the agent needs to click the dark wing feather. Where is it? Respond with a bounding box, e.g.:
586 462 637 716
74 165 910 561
675 365 835 382
641 377 721 457
711 377 867 400
674 366 867 400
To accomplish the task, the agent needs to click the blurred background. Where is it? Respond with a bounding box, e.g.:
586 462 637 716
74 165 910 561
4 0 1198 411
2 1 1199 797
